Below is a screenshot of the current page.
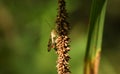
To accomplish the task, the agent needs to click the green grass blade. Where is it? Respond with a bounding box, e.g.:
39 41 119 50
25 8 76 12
84 0 107 74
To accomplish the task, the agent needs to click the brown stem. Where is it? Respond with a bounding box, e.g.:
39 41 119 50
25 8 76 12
84 51 101 74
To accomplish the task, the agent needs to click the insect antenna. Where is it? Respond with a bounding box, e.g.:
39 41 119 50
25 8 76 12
45 18 54 30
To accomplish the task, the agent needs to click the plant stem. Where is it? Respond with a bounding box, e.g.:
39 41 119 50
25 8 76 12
55 0 71 74
84 0 107 74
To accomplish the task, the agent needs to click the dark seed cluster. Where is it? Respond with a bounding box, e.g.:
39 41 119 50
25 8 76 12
56 0 70 36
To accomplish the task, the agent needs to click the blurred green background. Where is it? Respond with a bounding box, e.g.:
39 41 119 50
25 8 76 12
0 0 120 74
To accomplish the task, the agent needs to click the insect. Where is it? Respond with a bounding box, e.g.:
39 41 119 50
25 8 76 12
48 29 58 52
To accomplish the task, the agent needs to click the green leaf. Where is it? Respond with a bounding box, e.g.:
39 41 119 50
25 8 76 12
85 0 107 61
84 0 107 74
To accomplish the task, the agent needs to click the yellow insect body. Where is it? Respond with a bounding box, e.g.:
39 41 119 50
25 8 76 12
48 29 57 52
51 29 57 43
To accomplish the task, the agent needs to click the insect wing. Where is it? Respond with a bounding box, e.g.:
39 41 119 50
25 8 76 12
47 37 52 52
